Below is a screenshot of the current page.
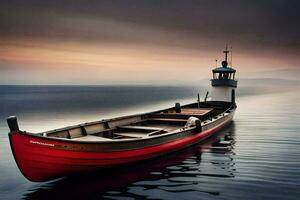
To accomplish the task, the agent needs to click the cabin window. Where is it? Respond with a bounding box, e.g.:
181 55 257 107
218 72 229 79
213 72 235 80
229 73 236 80
224 73 229 79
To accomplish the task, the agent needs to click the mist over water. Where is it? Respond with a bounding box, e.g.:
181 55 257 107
0 85 200 132
0 82 299 199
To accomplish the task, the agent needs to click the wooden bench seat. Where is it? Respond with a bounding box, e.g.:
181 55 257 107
71 135 112 141
115 129 167 138
114 132 148 138
149 108 213 119
148 118 188 123
118 125 163 131
180 108 213 115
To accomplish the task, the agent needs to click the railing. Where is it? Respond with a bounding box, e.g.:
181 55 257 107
211 79 237 87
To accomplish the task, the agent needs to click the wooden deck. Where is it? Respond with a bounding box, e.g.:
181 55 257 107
168 108 213 116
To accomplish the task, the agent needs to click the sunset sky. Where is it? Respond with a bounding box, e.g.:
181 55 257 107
1 0 299 84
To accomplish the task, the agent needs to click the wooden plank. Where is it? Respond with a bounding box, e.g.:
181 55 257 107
108 116 143 128
71 135 112 141
114 132 148 138
68 127 84 139
84 123 106 134
149 110 211 119
148 118 188 122
118 125 163 131
181 108 212 115
148 130 167 136
169 108 213 116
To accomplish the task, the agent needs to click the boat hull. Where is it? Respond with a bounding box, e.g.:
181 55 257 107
9 111 234 182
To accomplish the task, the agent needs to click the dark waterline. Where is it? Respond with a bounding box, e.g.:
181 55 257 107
0 85 299 200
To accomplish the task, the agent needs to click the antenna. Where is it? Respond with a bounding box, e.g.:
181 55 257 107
223 44 229 62
197 93 200 108
230 46 233 67
215 59 218 68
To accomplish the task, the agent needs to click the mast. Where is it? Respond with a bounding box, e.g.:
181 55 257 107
223 44 229 62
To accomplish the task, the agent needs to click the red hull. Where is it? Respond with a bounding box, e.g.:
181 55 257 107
10 117 232 182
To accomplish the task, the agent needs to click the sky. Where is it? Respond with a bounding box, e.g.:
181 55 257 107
1 0 300 84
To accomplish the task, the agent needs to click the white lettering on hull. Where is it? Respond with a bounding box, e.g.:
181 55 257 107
29 140 55 147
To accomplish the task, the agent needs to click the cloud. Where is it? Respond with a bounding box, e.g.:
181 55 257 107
1 0 300 51
0 0 299 84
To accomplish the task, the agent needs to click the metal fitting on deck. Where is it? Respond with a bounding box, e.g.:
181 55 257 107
175 103 181 113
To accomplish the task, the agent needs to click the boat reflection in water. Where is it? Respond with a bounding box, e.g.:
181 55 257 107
23 123 236 200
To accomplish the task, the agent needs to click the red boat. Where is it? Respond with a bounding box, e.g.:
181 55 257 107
7 48 238 182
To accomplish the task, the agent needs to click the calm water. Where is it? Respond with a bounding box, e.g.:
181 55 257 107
0 84 299 200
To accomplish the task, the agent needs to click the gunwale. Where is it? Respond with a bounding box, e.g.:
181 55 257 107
16 102 234 144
